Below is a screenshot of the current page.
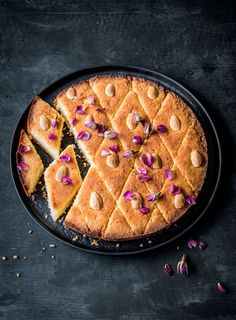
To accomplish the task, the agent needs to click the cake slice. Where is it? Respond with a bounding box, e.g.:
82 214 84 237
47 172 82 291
27 96 64 159
44 144 82 221
144 208 168 235
16 129 44 195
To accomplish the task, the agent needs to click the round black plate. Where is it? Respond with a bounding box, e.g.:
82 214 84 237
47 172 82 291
11 65 221 255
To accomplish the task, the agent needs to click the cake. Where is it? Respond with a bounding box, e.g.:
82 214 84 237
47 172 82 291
16 129 44 195
17 75 208 241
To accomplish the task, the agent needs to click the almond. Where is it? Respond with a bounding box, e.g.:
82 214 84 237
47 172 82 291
90 192 103 211
170 115 180 131
105 83 115 97
191 150 202 167
55 165 68 182
126 113 137 130
174 193 185 209
152 153 162 169
131 192 143 209
147 86 158 99
85 114 93 124
39 115 50 131
106 153 119 168
66 87 76 99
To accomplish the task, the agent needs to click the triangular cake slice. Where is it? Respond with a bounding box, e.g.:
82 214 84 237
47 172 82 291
44 145 82 221
27 96 64 159
16 129 44 195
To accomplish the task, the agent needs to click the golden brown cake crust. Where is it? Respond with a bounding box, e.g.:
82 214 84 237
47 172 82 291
18 74 208 241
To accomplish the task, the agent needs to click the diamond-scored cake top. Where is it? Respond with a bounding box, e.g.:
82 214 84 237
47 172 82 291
17 75 208 241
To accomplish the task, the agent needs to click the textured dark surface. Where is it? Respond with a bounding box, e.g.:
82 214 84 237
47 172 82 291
0 1 235 319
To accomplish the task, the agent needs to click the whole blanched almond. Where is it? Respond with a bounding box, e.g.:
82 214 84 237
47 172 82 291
106 153 119 168
90 192 103 211
174 193 185 209
105 83 115 97
66 87 76 99
39 115 50 131
55 165 68 182
131 192 143 209
191 150 202 167
85 114 93 124
147 86 158 99
152 154 162 169
126 113 137 130
170 115 180 131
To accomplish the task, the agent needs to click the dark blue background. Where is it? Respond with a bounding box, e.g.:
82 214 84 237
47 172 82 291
0 1 235 319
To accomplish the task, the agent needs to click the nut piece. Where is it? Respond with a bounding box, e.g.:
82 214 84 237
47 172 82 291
147 86 158 99
152 154 162 169
170 115 181 131
106 153 119 168
105 83 115 97
90 192 103 211
55 165 68 182
85 114 93 124
191 150 202 167
174 193 185 209
126 113 137 130
39 115 50 131
66 87 76 99
131 192 143 209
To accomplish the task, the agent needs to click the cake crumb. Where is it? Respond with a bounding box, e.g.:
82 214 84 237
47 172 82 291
91 239 99 247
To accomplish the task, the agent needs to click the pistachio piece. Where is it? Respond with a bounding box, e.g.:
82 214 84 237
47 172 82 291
39 115 50 131
131 192 143 209
106 153 119 168
147 86 158 99
85 114 93 124
105 83 115 97
90 192 103 211
174 193 185 209
191 150 202 167
66 87 76 99
152 153 162 169
170 115 180 131
126 113 137 130
55 165 68 182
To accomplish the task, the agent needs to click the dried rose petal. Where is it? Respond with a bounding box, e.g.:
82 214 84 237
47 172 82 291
19 144 30 154
123 191 134 200
140 206 150 214
164 263 173 276
147 192 161 202
71 118 77 126
177 254 188 275
144 123 152 137
139 153 154 168
165 169 175 180
96 108 105 113
61 176 72 185
77 131 91 141
17 162 29 171
101 150 110 157
133 112 141 123
186 196 196 205
198 241 207 250
76 105 86 114
217 282 227 293
109 144 119 153
187 239 197 249
48 133 56 140
104 131 118 139
170 184 181 195
60 154 71 163
85 121 97 130
79 92 84 98
52 119 58 128
132 135 142 145
138 173 152 182
157 124 167 133
138 167 147 175
123 150 135 159
89 94 95 104
97 124 107 134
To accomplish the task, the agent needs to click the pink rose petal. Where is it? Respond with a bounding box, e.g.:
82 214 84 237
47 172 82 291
109 144 119 153
133 112 141 123
165 169 175 180
85 121 97 130
17 162 29 171
217 282 227 293
144 123 152 137
60 154 71 163
132 135 142 145
97 124 107 134
147 192 161 201
76 105 86 114
139 153 154 168
170 184 181 195
77 131 91 141
123 150 134 158
48 133 56 140
157 124 167 133
123 191 134 200
138 167 147 175
96 108 105 113
61 176 72 185
186 196 196 205
101 150 110 157
140 207 150 214
51 119 58 128
19 144 31 154
71 118 77 126
89 94 95 105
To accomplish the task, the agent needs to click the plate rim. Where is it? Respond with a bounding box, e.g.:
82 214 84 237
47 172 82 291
10 64 222 255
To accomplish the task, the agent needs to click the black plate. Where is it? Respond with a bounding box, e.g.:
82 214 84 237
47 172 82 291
11 65 221 255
